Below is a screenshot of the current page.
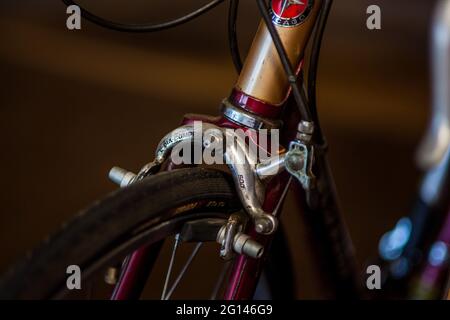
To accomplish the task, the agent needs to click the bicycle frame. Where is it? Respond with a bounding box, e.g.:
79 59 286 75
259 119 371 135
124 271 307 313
111 0 362 300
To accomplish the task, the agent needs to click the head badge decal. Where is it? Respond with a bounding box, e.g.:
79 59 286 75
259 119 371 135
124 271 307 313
270 0 314 27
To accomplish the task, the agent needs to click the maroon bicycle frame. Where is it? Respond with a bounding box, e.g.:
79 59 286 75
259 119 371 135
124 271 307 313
112 0 360 300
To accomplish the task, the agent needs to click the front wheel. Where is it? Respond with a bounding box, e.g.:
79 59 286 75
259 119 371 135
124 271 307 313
0 167 295 300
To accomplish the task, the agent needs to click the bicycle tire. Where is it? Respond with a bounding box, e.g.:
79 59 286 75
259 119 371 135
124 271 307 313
0 168 242 299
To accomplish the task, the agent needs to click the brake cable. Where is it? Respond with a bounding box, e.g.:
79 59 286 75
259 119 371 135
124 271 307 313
307 0 333 146
256 0 333 143
62 0 332 136
228 0 243 73
256 0 312 122
61 0 226 33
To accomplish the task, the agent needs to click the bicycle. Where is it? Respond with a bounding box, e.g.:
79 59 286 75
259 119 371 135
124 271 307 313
0 0 449 300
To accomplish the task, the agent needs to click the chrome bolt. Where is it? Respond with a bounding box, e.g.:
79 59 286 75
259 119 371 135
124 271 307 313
255 217 273 234
216 228 265 259
296 121 314 143
233 233 264 259
298 121 314 135
109 167 136 187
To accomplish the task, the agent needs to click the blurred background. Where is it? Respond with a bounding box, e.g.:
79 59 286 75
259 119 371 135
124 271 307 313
0 0 437 298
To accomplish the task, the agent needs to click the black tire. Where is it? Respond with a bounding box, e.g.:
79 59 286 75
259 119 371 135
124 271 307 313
0 167 296 300
0 168 241 299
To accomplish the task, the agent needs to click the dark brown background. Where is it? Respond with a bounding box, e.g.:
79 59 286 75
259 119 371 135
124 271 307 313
0 0 436 298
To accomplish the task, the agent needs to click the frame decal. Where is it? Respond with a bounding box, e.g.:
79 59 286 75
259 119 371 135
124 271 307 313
270 0 314 27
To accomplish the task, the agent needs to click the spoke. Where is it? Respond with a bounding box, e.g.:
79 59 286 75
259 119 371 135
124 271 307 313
210 260 231 300
161 234 180 300
164 242 203 300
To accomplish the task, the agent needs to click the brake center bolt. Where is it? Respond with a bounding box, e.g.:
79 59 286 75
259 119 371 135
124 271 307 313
286 153 304 171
